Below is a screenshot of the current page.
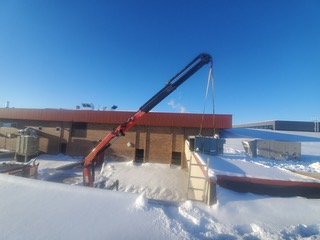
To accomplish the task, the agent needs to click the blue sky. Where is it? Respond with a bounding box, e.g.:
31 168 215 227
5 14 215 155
0 0 319 124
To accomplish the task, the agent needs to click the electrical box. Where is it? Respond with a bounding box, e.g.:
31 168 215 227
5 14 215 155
15 128 39 162
16 136 39 156
242 139 257 157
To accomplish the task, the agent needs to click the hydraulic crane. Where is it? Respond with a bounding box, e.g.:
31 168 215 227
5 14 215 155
83 53 212 187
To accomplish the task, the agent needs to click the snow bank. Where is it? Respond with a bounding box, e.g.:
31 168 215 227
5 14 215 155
0 174 174 240
1 129 320 239
98 161 188 201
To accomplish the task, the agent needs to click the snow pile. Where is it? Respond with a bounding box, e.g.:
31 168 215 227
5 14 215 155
0 174 170 240
132 193 149 211
36 159 81 186
310 162 320 172
178 201 203 225
98 161 188 201
281 224 320 239
1 129 320 239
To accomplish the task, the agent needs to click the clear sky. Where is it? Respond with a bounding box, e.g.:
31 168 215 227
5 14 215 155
0 0 319 124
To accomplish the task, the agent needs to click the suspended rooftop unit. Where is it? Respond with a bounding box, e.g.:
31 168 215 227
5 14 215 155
189 136 225 155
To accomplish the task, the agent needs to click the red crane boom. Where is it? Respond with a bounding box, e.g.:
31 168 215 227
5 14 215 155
83 53 212 186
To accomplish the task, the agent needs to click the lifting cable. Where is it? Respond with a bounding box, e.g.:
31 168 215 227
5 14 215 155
198 62 215 136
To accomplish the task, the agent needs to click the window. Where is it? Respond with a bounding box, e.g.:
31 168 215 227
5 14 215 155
71 122 87 138
72 122 87 130
0 122 17 128
135 149 144 163
171 151 182 166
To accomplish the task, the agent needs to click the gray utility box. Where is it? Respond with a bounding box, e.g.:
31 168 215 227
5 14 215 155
15 128 39 162
16 136 39 156
189 136 225 155
242 139 257 157
242 139 301 160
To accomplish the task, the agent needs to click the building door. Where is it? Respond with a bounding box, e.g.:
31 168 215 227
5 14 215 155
60 143 67 154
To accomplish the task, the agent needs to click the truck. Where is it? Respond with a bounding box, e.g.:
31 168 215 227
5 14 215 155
83 53 212 187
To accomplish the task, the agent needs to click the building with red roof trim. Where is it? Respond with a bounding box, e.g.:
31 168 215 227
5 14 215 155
0 108 232 167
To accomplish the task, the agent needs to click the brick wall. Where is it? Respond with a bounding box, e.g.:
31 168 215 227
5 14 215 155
147 127 172 164
0 120 70 154
0 126 19 150
0 119 220 167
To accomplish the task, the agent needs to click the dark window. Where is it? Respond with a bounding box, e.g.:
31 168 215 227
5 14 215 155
171 151 182 166
72 122 87 130
0 122 17 128
71 122 87 138
135 149 144 163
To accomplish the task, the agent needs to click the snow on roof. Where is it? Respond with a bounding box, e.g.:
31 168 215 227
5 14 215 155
1 170 320 240
0 174 175 240
1 129 320 239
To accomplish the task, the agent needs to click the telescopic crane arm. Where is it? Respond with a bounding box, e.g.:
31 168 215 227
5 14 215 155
83 53 212 186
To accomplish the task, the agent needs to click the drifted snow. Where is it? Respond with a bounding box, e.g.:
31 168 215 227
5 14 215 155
98 161 188 201
1 129 320 239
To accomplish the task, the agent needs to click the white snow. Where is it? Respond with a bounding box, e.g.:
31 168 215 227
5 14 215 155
1 129 320 240
98 161 189 202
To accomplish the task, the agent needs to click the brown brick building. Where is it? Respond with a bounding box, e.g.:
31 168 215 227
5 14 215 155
0 108 232 167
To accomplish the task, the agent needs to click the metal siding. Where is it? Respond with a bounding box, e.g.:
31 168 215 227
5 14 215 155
0 108 232 129
235 120 316 132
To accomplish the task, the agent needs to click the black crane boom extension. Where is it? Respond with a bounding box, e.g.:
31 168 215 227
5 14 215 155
140 53 212 113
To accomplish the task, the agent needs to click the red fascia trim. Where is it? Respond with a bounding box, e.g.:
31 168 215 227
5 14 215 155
216 175 320 188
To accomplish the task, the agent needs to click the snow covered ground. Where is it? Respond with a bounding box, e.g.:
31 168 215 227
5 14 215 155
1 129 320 239
220 128 320 175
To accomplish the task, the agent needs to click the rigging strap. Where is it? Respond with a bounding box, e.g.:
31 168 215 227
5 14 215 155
199 62 215 136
